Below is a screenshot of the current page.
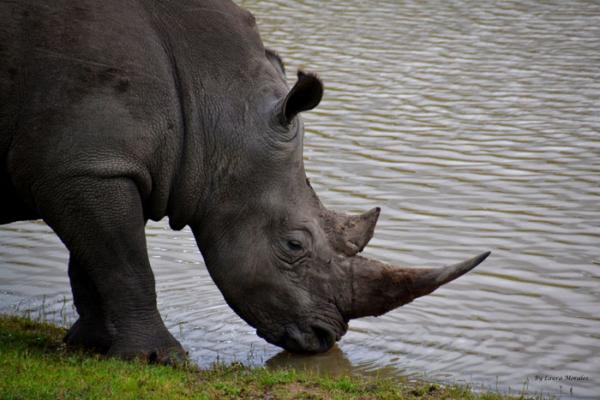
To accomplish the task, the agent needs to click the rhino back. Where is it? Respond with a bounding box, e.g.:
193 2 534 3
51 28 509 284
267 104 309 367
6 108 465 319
0 1 181 215
1 0 276 224
2 0 178 146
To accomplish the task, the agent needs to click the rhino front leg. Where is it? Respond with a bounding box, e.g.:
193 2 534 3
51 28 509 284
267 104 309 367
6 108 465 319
36 176 185 363
64 258 114 353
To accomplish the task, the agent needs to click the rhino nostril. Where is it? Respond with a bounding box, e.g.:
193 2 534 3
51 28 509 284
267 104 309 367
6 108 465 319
311 325 335 351
278 324 336 353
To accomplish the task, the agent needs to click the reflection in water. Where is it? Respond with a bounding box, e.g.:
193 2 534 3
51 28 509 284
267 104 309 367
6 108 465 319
1 0 600 399
266 346 354 376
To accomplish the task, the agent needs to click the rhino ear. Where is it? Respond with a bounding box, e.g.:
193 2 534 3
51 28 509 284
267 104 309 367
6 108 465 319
279 71 323 125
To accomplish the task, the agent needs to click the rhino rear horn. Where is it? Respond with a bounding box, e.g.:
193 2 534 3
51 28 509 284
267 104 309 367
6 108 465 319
322 207 381 256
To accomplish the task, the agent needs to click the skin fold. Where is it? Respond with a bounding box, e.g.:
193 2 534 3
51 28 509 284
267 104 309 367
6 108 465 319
0 0 490 362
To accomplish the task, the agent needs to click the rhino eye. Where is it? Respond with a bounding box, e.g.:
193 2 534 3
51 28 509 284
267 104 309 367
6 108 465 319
279 230 311 263
287 239 303 252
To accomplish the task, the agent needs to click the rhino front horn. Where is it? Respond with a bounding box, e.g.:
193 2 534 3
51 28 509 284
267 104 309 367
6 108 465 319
347 251 491 319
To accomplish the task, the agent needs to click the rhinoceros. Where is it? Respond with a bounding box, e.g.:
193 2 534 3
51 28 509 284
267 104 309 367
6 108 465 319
0 0 490 362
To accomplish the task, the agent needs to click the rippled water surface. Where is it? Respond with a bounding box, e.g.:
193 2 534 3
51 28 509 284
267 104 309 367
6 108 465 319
1 0 599 398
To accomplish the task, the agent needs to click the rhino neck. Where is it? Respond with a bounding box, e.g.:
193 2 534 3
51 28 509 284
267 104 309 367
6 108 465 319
163 60 265 231
157 14 251 230
151 0 281 230
164 58 211 231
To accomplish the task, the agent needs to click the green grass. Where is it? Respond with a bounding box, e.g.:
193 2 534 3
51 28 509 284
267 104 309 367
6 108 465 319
0 315 530 399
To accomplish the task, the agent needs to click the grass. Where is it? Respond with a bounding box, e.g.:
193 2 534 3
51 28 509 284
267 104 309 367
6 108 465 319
0 314 532 399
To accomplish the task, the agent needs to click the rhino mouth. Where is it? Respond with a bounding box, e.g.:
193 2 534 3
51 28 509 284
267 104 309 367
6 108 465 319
257 322 340 353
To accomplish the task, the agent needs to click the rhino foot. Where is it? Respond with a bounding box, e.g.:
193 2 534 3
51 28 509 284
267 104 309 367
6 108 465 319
64 318 114 354
65 318 187 365
107 332 187 365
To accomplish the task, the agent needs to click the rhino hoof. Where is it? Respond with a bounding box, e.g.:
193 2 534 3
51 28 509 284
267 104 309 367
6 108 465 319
63 318 113 354
107 339 187 366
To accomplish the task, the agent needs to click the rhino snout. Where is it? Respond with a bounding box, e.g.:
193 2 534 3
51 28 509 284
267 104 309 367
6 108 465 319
258 322 337 354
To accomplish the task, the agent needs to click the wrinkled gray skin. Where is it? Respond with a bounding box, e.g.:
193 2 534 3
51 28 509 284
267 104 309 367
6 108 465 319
0 0 490 362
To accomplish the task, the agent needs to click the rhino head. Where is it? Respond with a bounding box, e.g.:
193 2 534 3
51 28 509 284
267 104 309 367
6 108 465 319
191 51 490 353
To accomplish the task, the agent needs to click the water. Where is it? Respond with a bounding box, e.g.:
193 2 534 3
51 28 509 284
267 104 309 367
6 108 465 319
1 0 599 398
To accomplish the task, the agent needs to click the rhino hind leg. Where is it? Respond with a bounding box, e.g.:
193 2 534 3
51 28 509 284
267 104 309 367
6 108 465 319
36 176 186 364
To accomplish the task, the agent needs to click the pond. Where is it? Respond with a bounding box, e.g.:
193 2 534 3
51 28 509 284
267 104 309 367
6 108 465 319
1 0 599 398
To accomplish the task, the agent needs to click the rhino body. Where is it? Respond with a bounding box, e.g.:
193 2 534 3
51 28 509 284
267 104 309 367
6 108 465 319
0 0 489 361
